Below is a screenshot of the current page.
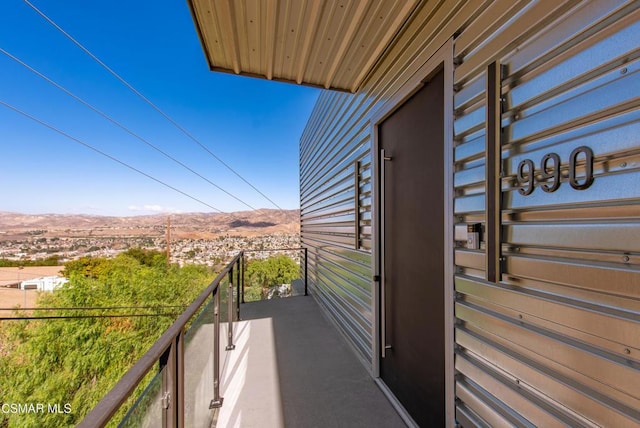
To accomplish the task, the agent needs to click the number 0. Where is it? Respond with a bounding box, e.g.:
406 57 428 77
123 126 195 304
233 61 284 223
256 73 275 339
517 159 535 195
569 146 594 190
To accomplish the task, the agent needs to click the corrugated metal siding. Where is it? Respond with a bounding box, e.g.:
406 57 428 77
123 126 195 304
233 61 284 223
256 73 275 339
301 0 639 424
453 1 640 426
300 87 375 362
300 0 480 367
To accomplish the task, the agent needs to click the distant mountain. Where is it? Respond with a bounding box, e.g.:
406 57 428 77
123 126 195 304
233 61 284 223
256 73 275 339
0 209 299 240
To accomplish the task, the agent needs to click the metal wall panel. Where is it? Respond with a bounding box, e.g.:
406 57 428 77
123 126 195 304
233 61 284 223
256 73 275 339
301 0 639 425
454 1 640 426
300 0 473 367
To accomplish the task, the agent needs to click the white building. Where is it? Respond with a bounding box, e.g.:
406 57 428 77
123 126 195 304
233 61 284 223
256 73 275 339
20 276 68 292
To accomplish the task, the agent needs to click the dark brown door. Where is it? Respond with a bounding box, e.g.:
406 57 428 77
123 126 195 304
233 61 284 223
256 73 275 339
379 67 445 426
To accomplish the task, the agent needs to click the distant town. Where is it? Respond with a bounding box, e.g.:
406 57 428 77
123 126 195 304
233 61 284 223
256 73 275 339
0 233 300 267
0 209 301 268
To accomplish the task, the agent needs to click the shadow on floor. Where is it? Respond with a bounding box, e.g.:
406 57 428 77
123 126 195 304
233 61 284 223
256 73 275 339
241 296 406 428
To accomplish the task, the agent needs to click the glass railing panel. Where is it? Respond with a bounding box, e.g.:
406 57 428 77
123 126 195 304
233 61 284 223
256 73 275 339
218 276 230 325
184 294 215 427
80 249 305 426
218 276 234 374
118 368 163 428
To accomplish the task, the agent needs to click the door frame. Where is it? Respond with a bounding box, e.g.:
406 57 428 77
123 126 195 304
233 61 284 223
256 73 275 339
369 38 455 426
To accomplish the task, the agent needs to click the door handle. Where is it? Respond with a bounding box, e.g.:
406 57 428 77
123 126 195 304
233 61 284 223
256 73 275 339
380 148 390 358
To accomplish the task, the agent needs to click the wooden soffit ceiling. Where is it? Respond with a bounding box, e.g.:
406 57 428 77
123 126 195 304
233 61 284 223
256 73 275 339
188 0 419 92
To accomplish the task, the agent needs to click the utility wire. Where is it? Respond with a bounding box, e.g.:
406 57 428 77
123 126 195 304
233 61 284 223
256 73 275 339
0 305 187 311
1 313 180 321
24 0 284 211
0 47 256 211
0 100 223 213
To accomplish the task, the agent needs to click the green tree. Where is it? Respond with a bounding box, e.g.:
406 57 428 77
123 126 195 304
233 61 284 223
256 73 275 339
0 250 212 427
121 248 167 268
0 255 61 267
61 256 110 279
244 255 299 301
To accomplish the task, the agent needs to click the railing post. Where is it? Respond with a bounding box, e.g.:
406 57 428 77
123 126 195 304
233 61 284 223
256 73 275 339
241 253 246 304
226 267 235 351
176 331 184 428
236 255 241 320
304 247 308 296
160 348 171 428
160 333 182 428
210 289 223 409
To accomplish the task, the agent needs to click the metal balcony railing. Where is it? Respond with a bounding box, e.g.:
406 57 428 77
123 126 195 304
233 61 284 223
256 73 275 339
78 247 308 428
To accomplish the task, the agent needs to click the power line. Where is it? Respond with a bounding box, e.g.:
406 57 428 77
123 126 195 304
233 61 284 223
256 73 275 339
0 304 187 311
0 47 256 211
0 100 224 213
23 0 285 211
1 313 180 321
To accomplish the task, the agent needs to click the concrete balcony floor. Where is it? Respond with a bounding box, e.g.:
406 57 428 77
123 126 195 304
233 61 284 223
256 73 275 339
214 295 406 428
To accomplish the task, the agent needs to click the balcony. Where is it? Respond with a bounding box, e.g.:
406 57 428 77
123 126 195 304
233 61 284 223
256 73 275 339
79 250 405 427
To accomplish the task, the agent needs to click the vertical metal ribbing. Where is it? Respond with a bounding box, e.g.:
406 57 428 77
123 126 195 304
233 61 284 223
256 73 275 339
354 160 361 249
486 61 502 283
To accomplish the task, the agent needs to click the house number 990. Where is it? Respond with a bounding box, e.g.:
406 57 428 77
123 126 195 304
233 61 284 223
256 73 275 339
516 146 594 196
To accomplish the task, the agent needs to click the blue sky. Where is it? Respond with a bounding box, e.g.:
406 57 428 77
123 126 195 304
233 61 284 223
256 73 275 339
0 0 320 216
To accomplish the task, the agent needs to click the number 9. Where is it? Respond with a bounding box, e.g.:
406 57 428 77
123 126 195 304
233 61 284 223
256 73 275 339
517 159 535 195
540 153 561 193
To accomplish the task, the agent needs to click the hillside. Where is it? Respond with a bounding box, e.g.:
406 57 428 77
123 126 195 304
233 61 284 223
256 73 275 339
0 209 300 240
